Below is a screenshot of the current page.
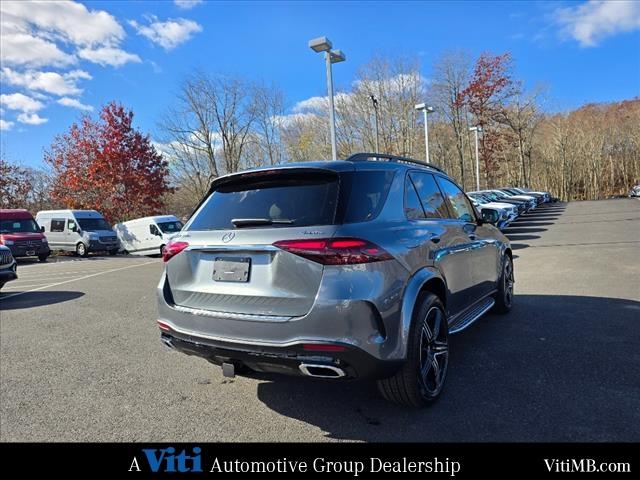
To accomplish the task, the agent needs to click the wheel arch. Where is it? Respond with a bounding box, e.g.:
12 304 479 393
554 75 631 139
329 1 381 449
396 267 448 361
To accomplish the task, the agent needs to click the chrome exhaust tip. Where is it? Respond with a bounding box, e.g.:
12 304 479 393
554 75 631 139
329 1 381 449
299 363 346 378
160 337 174 349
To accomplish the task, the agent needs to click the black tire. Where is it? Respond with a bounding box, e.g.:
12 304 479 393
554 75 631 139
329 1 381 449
493 254 514 314
108 249 118 256
76 242 88 257
160 245 165 257
38 254 48 262
377 292 449 407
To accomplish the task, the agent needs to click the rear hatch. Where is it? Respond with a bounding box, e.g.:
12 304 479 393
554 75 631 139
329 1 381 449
165 168 343 318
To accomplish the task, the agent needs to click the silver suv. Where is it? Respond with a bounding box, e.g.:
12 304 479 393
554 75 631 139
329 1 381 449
156 153 514 407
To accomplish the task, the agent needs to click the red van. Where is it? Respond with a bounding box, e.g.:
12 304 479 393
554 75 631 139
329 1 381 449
0 209 50 262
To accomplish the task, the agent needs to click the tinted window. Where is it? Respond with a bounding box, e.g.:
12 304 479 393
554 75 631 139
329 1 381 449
436 177 476 222
404 176 425 219
150 224 161 236
157 221 183 233
410 172 449 218
51 219 65 232
188 172 339 231
77 218 111 231
0 219 39 233
340 170 395 223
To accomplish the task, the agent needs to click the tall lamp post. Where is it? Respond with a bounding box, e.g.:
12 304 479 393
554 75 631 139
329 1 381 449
369 94 380 153
309 37 346 161
414 103 434 163
469 126 483 191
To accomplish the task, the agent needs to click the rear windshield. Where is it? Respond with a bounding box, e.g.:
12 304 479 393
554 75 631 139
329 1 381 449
0 219 39 234
186 169 396 231
157 221 183 233
187 172 339 230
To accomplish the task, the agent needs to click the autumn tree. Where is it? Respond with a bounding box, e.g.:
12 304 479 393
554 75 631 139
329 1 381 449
45 102 171 223
461 53 516 187
0 156 32 208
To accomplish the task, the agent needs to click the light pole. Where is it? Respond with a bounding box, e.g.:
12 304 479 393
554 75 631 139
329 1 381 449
369 94 380 153
469 126 483 191
309 37 346 161
414 103 434 163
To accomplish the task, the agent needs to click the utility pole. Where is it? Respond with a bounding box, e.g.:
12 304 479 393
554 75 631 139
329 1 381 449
369 94 380 153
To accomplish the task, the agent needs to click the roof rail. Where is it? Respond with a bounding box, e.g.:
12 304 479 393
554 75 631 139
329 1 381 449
345 152 445 173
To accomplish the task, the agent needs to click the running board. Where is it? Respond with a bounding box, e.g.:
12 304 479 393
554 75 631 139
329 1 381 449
448 296 495 334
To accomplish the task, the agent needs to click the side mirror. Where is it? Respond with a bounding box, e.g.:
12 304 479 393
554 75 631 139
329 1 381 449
481 209 500 225
40 226 45 233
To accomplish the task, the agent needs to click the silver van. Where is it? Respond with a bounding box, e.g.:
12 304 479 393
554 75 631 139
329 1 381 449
35 210 119 257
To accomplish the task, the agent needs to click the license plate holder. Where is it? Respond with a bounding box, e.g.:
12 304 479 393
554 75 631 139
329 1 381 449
213 257 251 283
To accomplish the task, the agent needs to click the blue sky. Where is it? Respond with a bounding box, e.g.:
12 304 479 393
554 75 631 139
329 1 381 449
1 0 639 168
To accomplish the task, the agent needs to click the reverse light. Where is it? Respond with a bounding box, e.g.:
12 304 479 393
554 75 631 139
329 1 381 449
273 238 392 265
162 240 189 262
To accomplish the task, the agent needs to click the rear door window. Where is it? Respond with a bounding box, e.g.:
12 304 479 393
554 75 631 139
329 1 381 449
436 176 477 223
187 171 339 231
409 172 449 219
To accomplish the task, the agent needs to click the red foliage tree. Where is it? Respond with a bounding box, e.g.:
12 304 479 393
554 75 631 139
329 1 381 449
0 157 33 208
460 53 517 186
45 102 172 223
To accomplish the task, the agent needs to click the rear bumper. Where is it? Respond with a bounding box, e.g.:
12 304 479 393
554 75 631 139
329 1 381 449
159 328 402 380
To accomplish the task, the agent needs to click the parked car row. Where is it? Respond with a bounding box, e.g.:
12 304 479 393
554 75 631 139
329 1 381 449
467 187 553 230
0 208 184 264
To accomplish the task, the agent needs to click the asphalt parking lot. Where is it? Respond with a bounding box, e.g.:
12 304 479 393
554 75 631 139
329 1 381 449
1 199 639 442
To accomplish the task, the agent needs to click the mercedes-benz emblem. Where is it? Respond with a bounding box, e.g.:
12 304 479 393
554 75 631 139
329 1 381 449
222 232 235 243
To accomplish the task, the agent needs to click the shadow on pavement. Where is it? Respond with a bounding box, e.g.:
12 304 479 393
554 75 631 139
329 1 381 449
254 295 640 442
504 235 541 242
0 291 85 310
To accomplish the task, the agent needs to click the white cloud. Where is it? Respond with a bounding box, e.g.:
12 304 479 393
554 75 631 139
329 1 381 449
77 46 141 67
174 0 203 10
0 119 15 130
0 93 44 113
0 32 76 68
1 0 124 47
1 68 91 96
57 97 94 111
554 0 640 47
129 16 202 50
17 112 48 125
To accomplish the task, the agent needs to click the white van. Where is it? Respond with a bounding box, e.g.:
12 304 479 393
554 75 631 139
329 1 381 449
35 210 119 257
114 215 183 256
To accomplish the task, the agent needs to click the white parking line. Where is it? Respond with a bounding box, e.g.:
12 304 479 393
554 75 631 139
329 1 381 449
0 261 157 301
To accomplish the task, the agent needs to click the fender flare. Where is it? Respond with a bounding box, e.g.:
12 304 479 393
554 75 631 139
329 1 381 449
395 266 447 360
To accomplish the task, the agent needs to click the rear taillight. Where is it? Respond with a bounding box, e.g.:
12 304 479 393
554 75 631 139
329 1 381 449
162 240 189 262
273 238 392 265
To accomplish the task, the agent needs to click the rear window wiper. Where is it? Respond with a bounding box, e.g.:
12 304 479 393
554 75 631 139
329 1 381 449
231 218 295 228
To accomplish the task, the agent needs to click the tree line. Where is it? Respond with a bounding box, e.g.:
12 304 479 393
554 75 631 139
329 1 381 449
2 50 638 221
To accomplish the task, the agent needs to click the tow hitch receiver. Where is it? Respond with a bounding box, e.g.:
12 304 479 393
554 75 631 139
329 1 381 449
222 362 235 378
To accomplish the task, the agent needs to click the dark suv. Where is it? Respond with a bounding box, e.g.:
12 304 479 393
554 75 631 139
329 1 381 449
157 153 514 407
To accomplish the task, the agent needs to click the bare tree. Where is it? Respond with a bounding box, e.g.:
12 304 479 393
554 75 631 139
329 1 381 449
430 51 471 189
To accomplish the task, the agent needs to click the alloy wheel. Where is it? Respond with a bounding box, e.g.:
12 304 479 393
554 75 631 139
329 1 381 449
418 306 449 397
